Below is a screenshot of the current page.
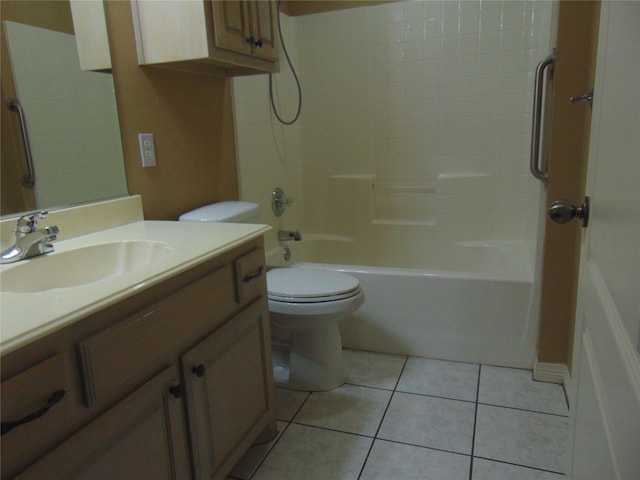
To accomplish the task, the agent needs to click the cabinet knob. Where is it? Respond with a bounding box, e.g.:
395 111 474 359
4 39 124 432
192 364 205 378
246 36 263 47
169 385 183 399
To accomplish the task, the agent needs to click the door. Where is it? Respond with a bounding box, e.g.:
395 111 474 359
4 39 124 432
568 2 640 478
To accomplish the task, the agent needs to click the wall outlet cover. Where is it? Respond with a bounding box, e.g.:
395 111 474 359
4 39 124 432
138 133 156 167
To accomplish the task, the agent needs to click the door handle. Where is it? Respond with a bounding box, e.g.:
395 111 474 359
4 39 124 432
548 197 590 228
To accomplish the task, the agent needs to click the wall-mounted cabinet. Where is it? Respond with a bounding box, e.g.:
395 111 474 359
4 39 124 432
69 0 112 71
130 0 278 76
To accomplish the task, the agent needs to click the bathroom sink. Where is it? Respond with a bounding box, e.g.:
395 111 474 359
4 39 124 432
0 240 170 294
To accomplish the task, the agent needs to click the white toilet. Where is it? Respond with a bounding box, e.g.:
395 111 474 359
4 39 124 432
179 201 365 392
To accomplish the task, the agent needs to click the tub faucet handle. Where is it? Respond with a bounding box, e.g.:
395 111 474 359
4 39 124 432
272 187 294 217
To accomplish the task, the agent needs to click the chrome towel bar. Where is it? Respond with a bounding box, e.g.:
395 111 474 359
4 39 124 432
7 98 36 189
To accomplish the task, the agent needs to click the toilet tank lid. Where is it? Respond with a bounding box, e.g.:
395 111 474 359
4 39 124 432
178 201 259 222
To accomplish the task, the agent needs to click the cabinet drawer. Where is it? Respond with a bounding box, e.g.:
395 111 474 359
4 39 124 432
79 264 236 407
14 365 191 480
1 353 77 479
234 247 266 305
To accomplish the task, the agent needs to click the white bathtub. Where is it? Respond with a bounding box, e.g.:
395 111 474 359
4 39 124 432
267 236 538 368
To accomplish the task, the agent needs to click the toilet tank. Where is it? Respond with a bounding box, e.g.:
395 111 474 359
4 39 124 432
178 201 260 223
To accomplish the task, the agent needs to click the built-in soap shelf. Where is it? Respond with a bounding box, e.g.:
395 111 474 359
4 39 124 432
325 173 492 228
371 175 436 226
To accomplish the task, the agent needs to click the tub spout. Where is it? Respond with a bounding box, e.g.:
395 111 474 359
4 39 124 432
278 229 302 242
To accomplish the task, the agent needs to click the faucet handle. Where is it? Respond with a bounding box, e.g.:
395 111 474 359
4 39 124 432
16 211 48 234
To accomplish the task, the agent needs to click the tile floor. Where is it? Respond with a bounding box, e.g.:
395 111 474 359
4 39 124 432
228 350 569 480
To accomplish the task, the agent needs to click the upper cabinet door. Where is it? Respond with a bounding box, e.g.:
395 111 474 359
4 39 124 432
211 0 252 56
247 1 278 61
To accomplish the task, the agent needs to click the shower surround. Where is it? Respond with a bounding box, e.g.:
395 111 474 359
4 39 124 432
233 0 553 366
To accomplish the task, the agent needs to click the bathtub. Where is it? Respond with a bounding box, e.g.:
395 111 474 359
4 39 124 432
267 236 538 368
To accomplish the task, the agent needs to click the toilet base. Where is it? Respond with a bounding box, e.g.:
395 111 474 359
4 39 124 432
271 321 346 391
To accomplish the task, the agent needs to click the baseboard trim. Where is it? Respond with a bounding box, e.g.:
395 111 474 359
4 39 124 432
533 359 570 386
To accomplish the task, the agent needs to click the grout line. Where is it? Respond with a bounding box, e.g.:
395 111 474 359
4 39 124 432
472 456 567 476
287 390 312 422
356 355 409 479
476 401 569 418
372 437 473 459
244 422 290 480
468 364 481 480
394 389 478 405
344 381 396 392
289 420 376 440
246 390 312 479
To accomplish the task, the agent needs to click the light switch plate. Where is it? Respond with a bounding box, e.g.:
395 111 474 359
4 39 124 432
138 133 156 167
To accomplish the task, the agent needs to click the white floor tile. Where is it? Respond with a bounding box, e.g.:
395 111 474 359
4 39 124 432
251 423 372 480
472 458 565 480
474 404 568 474
293 384 392 436
479 366 568 415
274 387 310 421
343 349 406 390
378 392 476 454
228 421 287 480
397 357 479 401
360 439 471 480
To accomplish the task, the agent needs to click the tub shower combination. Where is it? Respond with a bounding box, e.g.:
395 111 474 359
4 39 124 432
235 0 554 370
269 236 537 369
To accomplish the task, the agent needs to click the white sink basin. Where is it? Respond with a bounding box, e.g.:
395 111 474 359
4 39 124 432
1 240 170 294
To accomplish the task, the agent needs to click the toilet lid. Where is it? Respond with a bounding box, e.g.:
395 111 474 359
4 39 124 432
267 268 361 302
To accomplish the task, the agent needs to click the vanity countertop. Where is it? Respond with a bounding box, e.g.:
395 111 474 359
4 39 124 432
0 220 271 355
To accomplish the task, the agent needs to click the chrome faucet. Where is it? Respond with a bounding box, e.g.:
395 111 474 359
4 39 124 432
278 229 302 242
1 211 59 264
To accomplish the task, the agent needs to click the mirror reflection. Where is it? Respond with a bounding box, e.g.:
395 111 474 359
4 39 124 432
1 0 127 217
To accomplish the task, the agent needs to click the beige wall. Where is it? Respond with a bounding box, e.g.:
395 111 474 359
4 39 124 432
103 1 239 221
537 1 600 367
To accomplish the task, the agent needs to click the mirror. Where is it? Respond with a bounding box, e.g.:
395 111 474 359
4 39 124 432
1 0 127 217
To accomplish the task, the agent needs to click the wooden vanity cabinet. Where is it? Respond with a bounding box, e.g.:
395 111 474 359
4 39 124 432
130 0 278 76
0 237 276 480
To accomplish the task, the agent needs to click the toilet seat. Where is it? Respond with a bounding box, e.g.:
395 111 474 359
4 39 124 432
267 268 361 303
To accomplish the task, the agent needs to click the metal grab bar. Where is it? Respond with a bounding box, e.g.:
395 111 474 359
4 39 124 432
530 54 555 182
7 98 36 188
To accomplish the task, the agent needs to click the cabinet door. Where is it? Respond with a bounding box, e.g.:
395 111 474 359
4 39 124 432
15 366 191 480
182 299 275 480
248 0 278 61
211 0 252 56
